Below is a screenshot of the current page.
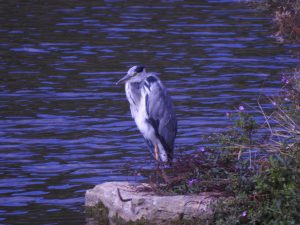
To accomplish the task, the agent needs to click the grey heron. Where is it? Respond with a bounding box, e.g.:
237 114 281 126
116 65 177 163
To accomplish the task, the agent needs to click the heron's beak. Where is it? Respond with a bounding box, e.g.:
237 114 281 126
116 74 130 85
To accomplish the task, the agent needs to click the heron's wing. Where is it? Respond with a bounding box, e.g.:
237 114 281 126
143 75 177 158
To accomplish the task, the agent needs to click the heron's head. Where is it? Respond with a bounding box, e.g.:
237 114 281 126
116 65 146 85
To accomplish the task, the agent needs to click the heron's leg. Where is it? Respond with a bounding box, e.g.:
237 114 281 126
154 144 159 161
154 144 160 186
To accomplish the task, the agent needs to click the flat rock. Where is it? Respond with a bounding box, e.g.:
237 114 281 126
85 181 222 225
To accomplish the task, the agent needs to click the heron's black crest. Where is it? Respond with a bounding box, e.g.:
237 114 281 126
135 66 144 73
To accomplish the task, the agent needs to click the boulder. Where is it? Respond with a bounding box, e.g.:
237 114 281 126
85 182 222 225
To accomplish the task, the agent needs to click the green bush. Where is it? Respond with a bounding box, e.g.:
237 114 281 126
251 0 300 42
212 72 300 224
147 71 300 225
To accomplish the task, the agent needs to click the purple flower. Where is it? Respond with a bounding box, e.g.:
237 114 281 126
187 179 198 187
199 147 205 152
242 211 247 217
226 112 231 118
271 101 277 106
281 75 289 84
238 105 245 111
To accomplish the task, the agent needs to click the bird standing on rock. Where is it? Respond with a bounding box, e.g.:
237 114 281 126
116 65 177 163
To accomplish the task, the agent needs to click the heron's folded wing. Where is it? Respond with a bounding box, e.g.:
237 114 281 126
144 76 177 154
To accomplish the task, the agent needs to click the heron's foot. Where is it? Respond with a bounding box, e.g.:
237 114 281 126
155 144 159 161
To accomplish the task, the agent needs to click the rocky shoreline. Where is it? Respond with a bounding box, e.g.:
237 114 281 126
85 182 224 225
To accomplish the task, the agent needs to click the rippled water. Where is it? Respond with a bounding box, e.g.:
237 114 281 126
0 0 299 224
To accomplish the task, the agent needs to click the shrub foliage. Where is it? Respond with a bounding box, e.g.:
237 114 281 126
145 70 300 225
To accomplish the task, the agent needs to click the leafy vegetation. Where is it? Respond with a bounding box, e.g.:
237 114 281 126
144 69 300 224
250 0 300 42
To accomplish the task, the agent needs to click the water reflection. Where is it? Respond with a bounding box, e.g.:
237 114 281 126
0 0 299 224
